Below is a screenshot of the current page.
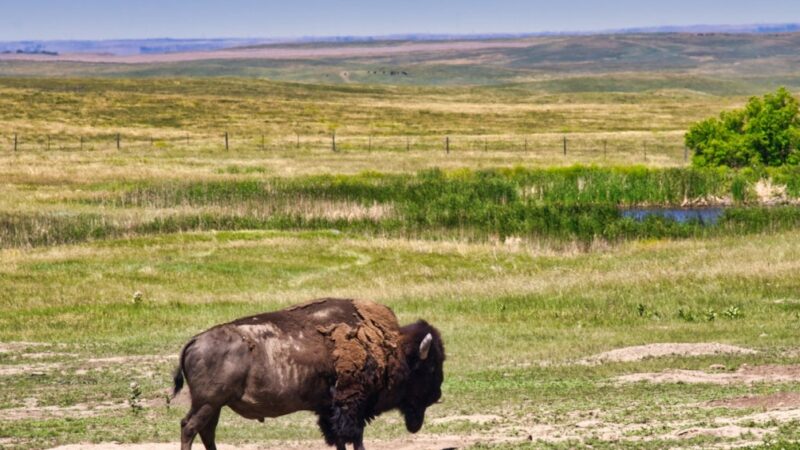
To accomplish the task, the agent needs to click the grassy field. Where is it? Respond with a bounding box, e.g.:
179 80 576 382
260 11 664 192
0 76 744 154
2 33 800 449
2 229 800 449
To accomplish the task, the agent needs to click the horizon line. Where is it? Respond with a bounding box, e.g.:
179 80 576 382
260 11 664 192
2 21 799 44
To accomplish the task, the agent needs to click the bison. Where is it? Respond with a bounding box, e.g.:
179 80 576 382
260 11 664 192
173 298 445 450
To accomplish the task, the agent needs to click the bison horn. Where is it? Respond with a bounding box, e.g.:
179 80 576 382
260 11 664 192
419 333 433 360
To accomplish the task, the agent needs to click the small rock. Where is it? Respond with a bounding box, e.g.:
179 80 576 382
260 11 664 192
709 364 726 371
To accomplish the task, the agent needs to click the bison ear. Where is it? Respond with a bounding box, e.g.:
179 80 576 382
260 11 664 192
419 333 433 360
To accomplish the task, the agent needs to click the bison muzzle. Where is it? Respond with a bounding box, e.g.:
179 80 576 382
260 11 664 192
173 298 445 450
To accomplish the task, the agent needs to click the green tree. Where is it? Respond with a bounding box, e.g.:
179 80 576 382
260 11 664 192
686 87 800 167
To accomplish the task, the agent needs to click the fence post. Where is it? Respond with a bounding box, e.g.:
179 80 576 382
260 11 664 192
445 136 450 154
47 135 51 151
13 133 17 152
563 136 567 156
296 132 300 149
224 131 229 151
643 141 647 161
116 133 120 150
261 134 265 151
80 136 83 151
684 146 688 163
524 138 528 152
186 133 189 147
332 132 336 152
603 140 607 158
406 136 410 151
484 138 487 152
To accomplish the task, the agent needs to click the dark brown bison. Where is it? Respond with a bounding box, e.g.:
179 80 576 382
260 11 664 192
173 298 445 450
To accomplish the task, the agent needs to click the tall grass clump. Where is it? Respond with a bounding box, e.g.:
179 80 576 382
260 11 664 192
99 165 784 210
0 213 119 248
110 180 270 208
30 166 800 249
502 165 734 205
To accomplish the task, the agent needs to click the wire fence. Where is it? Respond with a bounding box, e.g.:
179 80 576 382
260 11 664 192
1 131 691 162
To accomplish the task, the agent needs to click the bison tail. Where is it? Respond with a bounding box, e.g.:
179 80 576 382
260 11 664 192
172 365 185 397
172 338 194 398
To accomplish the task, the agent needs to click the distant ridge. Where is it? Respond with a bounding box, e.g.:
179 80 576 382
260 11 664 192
1 23 799 56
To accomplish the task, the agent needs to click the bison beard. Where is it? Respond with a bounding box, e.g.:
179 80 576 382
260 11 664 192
173 298 444 450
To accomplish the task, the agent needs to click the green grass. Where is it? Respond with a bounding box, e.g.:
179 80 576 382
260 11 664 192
2 229 800 448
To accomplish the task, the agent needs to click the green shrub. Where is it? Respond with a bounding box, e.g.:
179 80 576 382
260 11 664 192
687 87 800 168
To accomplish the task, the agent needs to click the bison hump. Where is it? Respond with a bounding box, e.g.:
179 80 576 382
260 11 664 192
315 299 403 402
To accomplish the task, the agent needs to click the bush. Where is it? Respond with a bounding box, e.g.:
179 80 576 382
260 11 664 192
687 87 800 168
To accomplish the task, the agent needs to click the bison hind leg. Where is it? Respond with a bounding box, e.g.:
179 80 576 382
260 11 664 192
181 403 221 450
198 407 221 450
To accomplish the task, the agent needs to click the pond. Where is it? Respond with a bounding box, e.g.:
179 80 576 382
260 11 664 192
621 207 725 225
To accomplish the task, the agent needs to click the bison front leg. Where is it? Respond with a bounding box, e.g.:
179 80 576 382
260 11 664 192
317 405 366 450
180 404 219 450
352 429 366 450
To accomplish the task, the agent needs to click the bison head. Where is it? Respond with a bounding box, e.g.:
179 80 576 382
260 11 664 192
399 321 445 433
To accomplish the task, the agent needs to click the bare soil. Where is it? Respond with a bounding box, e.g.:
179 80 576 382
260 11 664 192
708 392 800 409
580 343 757 364
672 424 769 440
616 364 800 384
0 348 176 377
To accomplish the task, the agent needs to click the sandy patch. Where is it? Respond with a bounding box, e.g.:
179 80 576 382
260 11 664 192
581 343 757 364
47 435 503 450
0 362 62 376
673 425 770 440
0 353 176 377
0 341 52 353
708 392 800 410
2 402 126 421
726 408 800 425
21 352 80 359
430 414 501 425
85 354 176 365
617 364 800 384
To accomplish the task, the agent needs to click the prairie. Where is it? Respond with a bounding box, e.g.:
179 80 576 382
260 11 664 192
2 33 800 450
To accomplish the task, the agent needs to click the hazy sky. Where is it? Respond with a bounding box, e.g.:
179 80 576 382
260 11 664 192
2 0 800 40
